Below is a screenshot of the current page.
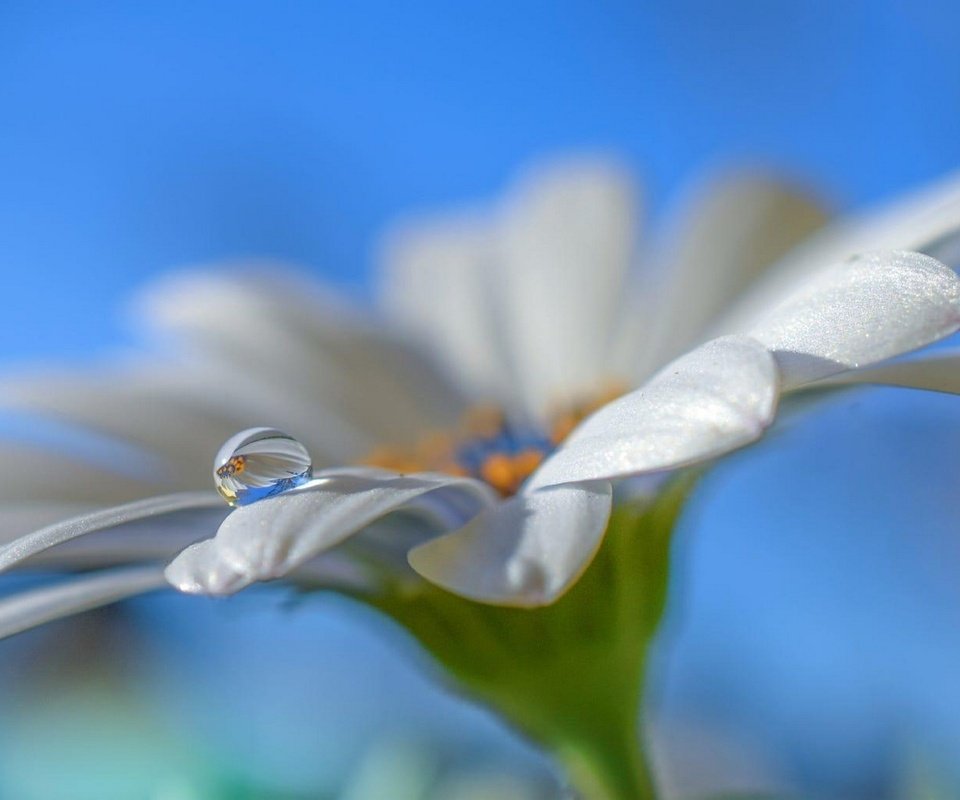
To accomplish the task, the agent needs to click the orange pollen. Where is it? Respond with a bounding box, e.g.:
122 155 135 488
359 384 626 496
478 449 546 496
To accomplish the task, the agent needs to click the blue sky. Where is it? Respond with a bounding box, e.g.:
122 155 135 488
2 1 959 362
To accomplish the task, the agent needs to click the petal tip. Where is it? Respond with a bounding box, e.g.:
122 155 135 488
163 540 252 596
408 482 612 608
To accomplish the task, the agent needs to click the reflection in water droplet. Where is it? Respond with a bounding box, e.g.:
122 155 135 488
213 427 313 506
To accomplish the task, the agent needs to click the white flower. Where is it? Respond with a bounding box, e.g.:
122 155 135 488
2 157 960 635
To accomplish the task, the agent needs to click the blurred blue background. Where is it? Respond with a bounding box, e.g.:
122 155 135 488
4 0 960 366
3 1 960 797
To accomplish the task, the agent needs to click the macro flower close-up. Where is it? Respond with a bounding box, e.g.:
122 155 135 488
6 3 960 799
3 158 960 612
3 157 960 797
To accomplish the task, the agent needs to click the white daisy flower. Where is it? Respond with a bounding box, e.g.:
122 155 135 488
1 157 960 633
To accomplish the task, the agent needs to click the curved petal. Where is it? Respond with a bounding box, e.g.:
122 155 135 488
162 539 250 595
528 336 779 488
496 158 640 414
166 538 378 596
0 443 171 506
138 269 467 446
747 251 960 389
0 565 168 640
0 505 97 545
164 468 498 596
0 492 227 573
713 170 960 336
380 157 640 417
379 214 515 405
0 359 365 481
408 480 612 607
815 349 960 394
635 174 828 376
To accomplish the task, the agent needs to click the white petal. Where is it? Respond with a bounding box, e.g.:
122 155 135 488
164 469 498 596
0 492 226 572
0 359 365 482
162 539 250 595
529 336 779 488
379 215 516 405
0 505 96 544
166 538 377 596
866 168 960 263
496 158 640 414
747 251 960 388
714 169 960 336
380 157 639 417
408 481 612 607
0 565 168 640
636 174 827 376
816 350 960 394
138 269 467 446
0 443 170 505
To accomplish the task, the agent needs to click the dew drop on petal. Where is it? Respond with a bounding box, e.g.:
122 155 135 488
213 427 313 506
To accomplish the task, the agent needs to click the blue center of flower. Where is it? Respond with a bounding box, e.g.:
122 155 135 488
362 407 555 495
361 387 625 496
454 421 554 476
453 416 556 495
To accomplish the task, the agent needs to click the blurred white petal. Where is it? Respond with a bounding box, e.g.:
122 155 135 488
0 444 170 505
638 174 827 374
529 336 778 488
0 565 167 640
382 157 638 417
747 251 960 388
0 505 96 544
0 492 225 573
380 215 516 406
408 480 612 607
715 169 960 335
139 269 468 446
497 158 639 414
864 168 960 262
0 360 365 480
818 350 960 394
165 468 498 595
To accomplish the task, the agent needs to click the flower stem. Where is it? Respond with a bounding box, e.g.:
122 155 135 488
506 639 658 798
345 475 696 800
556 731 656 800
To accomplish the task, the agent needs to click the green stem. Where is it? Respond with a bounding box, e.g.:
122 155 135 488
556 730 656 800
529 651 657 799
334 476 697 800
467 651 656 799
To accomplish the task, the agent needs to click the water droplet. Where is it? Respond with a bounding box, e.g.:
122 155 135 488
213 427 312 507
